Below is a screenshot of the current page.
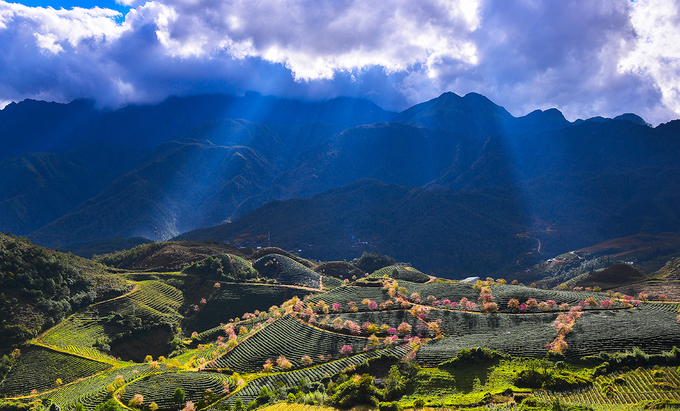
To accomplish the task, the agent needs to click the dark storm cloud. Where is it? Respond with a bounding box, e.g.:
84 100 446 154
0 0 678 124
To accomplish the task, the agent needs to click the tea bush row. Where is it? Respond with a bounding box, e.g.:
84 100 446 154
0 347 112 397
212 315 369 372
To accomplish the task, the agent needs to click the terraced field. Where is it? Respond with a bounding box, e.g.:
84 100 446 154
184 282 293 332
324 310 421 333
215 345 409 408
5 260 680 411
416 311 558 365
253 254 321 288
0 346 112 397
37 280 183 358
368 265 430 283
564 302 680 358
119 371 234 410
212 315 370 372
39 364 155 410
491 284 608 311
398 281 479 303
538 367 680 406
306 285 391 310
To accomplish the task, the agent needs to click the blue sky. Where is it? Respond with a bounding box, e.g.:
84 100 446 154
1 0 679 125
8 0 129 13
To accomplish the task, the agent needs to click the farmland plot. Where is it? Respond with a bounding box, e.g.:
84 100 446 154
0 346 111 397
564 303 680 358
38 364 154 410
491 285 607 312
417 311 558 365
212 315 370 372
398 281 479 304
185 282 292 333
306 286 391 310
538 367 680 406
38 281 183 358
215 345 409 408
119 371 234 410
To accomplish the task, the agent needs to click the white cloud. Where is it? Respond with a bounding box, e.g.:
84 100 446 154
0 0 679 124
618 0 680 119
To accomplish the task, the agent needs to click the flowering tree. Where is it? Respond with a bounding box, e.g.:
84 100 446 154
263 359 273 373
128 394 143 408
367 334 380 349
301 355 313 366
507 298 520 311
397 322 412 335
339 345 353 356
482 302 498 313
276 355 292 370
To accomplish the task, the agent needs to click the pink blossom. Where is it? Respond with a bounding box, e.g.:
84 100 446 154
519 303 528 311
367 300 378 310
200 298 207 305
332 303 342 312
387 327 397 335
339 345 353 355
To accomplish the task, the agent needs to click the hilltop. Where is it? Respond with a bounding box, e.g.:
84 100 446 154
2 237 680 410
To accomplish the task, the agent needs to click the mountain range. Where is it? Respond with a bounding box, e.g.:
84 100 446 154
1 91 678 278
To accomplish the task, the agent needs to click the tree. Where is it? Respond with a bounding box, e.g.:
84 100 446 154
383 365 405 399
93 399 123 411
174 388 186 407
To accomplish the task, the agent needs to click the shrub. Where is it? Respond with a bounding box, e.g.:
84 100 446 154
378 401 401 411
128 394 143 408
301 355 313 366
327 374 381 408
93 399 123 411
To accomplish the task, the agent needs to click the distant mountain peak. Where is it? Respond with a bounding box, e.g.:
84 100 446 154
614 113 649 126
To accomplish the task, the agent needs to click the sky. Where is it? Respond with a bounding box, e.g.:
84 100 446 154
0 0 679 125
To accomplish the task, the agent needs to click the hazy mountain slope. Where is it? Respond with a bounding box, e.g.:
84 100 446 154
0 144 143 235
176 179 532 277
258 122 483 201
29 137 279 249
